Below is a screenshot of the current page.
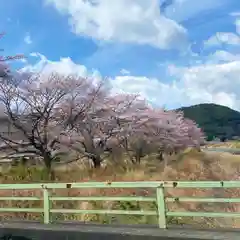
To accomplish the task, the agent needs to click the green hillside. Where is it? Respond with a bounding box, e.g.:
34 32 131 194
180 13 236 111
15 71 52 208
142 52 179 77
178 103 240 141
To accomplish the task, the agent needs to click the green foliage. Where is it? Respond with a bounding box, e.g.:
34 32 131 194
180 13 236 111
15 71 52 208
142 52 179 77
5 165 53 182
178 103 240 140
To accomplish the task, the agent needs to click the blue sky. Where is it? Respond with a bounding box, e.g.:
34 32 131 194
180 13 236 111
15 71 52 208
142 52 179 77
1 0 240 110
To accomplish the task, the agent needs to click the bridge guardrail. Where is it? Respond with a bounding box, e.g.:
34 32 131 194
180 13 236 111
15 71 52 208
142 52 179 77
0 181 239 229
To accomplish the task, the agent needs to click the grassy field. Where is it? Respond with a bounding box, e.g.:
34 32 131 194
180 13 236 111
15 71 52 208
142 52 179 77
0 147 239 229
206 140 240 149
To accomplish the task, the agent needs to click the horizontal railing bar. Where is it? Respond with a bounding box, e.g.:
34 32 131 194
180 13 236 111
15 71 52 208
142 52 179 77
167 212 240 218
0 208 43 213
0 197 41 201
50 209 157 215
0 182 160 189
166 197 240 203
50 196 156 202
163 181 240 188
2 196 240 203
0 181 239 189
62 182 160 188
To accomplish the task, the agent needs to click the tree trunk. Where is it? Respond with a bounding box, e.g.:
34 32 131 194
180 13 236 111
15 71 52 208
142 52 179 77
20 157 28 166
109 147 123 164
91 155 102 168
134 153 141 164
196 145 201 152
134 148 143 164
157 151 164 162
43 152 55 180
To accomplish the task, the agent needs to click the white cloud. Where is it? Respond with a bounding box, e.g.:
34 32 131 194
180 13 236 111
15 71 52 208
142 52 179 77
25 52 88 76
165 0 225 22
208 50 240 63
21 53 185 107
44 0 188 49
235 19 240 35
22 52 102 85
24 33 32 44
21 52 240 111
230 12 240 17
120 69 130 75
169 60 240 110
19 58 27 63
111 60 240 111
229 12 240 35
204 32 240 47
113 56 240 110
110 75 185 108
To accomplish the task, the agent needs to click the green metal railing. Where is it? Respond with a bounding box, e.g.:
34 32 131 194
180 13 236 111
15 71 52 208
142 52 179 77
0 181 239 228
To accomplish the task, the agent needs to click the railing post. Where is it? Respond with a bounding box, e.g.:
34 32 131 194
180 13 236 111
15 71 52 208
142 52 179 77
43 186 50 224
156 185 167 229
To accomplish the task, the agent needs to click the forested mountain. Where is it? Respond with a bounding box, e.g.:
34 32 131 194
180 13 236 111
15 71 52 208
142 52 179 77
178 103 240 141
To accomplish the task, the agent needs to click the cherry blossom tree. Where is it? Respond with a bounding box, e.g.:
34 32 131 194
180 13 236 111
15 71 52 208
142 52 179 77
58 92 149 167
120 108 205 164
0 69 205 172
0 32 24 78
59 89 205 167
0 72 102 176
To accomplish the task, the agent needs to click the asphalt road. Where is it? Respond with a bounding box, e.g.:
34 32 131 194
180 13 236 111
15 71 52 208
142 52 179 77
0 222 239 240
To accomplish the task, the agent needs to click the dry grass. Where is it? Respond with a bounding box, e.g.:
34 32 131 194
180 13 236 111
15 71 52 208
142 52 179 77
207 140 240 149
0 149 239 229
